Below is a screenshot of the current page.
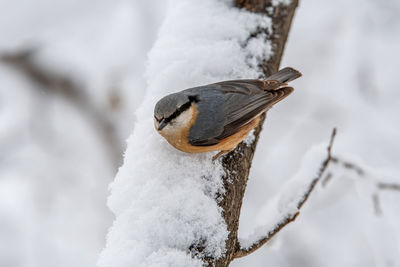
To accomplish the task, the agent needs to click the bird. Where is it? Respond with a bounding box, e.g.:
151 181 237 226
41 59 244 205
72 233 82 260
154 67 302 160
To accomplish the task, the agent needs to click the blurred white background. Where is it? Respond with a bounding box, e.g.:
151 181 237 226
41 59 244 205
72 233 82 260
0 0 399 266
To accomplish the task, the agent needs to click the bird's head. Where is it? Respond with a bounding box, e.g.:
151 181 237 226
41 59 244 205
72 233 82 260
154 92 198 132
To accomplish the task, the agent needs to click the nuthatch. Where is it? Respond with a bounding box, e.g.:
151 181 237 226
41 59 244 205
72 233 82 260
154 67 302 160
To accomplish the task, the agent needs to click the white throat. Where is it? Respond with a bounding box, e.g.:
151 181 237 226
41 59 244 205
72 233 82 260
157 105 194 136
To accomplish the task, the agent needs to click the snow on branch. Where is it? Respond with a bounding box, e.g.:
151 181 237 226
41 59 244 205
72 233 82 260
234 128 337 259
95 0 299 266
96 1 286 266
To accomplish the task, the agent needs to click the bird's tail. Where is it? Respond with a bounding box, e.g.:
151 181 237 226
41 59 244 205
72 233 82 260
266 67 302 83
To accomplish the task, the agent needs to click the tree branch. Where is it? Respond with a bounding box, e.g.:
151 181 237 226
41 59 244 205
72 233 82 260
0 49 123 169
233 128 337 259
208 1 299 266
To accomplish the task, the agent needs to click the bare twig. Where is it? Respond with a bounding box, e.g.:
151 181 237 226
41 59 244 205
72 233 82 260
321 173 333 187
374 183 400 215
322 157 365 188
373 183 400 215
0 49 123 169
372 193 383 216
377 183 400 191
233 128 337 259
331 157 365 176
322 156 400 216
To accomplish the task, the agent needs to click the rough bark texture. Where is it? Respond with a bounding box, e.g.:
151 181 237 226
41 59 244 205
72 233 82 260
206 1 299 266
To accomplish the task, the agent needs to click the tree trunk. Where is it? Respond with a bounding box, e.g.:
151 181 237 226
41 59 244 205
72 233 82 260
208 1 299 266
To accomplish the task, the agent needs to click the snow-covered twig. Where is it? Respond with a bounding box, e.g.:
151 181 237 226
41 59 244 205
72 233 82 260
234 128 337 259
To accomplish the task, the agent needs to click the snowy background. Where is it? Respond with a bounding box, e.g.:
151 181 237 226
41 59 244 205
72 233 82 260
0 0 399 266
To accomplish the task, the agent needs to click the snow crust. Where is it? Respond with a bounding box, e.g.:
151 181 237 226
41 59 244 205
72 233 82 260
272 0 292 6
243 129 256 147
98 1 272 266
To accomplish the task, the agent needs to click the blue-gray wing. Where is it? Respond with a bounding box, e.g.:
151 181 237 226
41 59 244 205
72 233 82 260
186 67 300 146
183 86 227 146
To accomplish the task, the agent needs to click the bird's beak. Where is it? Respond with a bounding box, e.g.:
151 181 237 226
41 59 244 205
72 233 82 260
158 119 167 131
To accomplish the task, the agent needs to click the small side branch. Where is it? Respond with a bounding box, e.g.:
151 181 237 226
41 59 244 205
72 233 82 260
372 182 400 216
330 157 365 176
322 155 400 216
234 128 337 259
377 183 400 191
372 193 383 216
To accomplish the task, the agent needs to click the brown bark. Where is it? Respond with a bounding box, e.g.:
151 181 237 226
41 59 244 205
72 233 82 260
203 1 300 266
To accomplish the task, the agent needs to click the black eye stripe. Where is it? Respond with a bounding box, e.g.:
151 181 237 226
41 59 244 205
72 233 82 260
164 102 191 123
164 96 198 123
188 95 199 103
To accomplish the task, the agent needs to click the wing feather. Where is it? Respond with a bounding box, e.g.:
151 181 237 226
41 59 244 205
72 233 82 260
186 68 301 146
217 86 293 140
